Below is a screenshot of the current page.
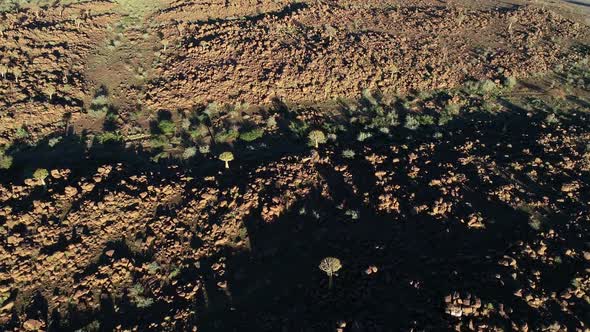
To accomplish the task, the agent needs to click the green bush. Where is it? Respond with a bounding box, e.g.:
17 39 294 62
96 131 123 144
240 128 264 142
416 115 435 126
88 95 109 118
158 120 176 136
288 120 309 138
0 150 13 170
503 76 517 89
150 135 170 149
342 149 356 159
182 147 197 160
215 129 239 143
189 124 210 140
357 131 373 142
16 126 29 139
199 145 210 155
128 284 154 308
404 115 420 130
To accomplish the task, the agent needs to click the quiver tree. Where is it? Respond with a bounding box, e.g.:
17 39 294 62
161 39 170 52
0 65 8 79
308 130 327 148
219 151 234 169
33 168 49 186
44 85 56 101
319 257 342 290
12 67 21 82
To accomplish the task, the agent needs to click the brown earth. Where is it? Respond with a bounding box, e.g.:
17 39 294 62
0 0 589 331
146 0 590 108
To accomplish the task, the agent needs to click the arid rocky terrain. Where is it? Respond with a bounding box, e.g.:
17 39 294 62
1 0 590 331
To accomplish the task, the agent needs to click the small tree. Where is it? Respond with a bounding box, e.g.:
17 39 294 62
161 39 169 52
12 67 21 82
0 65 7 79
319 257 342 289
44 85 56 101
33 168 49 185
219 152 234 169
308 130 327 148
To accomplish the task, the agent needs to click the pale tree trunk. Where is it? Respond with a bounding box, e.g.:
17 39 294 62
225 161 229 169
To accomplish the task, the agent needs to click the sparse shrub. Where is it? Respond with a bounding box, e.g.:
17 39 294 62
151 151 170 162
480 80 498 94
96 131 123 144
16 126 29 139
158 120 176 137
545 113 559 125
319 257 342 289
33 168 48 185
482 101 502 113
445 103 461 116
219 151 234 169
240 128 264 142
416 115 435 126
89 94 109 117
215 129 239 143
404 115 420 130
147 262 160 274
48 137 61 147
182 147 197 160
204 102 220 118
199 145 210 155
150 135 170 149
345 209 360 220
289 120 309 138
369 107 399 129
342 149 356 159
357 131 373 142
529 218 542 231
465 80 498 96
308 130 327 148
128 284 154 308
181 117 191 131
168 267 181 279
189 124 210 141
438 112 453 126
266 116 277 129
0 149 13 170
503 76 517 89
